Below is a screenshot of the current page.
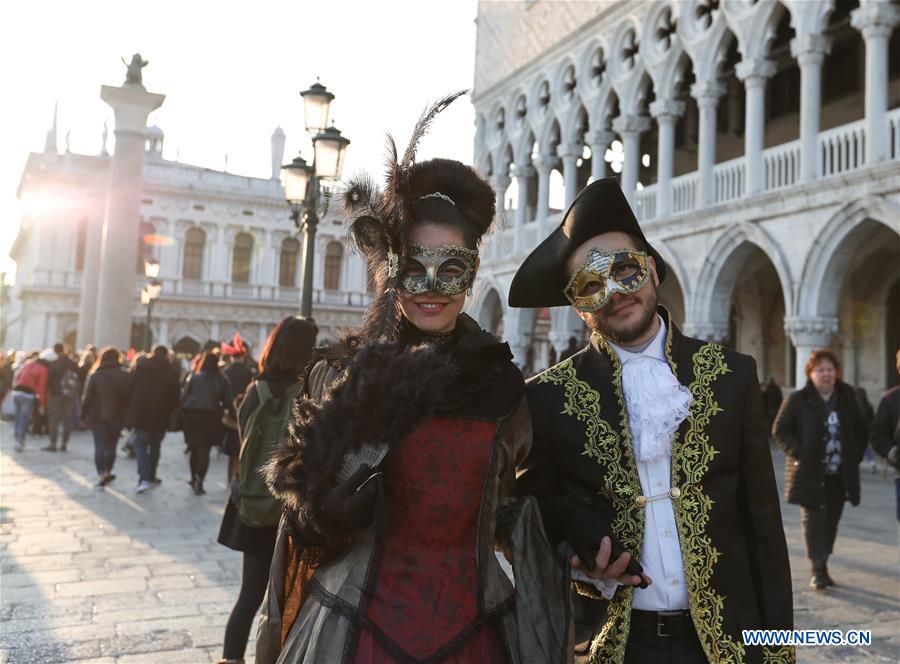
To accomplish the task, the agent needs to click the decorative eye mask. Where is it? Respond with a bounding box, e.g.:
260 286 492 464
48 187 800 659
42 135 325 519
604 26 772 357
401 243 478 296
563 248 650 312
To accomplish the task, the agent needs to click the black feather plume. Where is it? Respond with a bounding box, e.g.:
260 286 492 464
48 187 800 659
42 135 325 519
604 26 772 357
400 90 468 169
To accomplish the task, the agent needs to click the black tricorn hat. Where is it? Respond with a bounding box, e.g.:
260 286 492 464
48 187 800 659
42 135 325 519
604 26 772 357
508 177 667 308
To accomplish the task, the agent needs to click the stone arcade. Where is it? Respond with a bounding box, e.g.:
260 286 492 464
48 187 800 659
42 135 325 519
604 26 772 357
470 0 900 396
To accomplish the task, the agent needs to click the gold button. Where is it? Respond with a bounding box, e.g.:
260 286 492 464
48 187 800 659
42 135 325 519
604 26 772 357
669 487 682 499
635 495 648 508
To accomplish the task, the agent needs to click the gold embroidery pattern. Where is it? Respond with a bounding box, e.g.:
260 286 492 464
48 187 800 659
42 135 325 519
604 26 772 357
763 645 797 663
672 343 744 663
536 355 643 664
536 360 620 472
590 337 644 664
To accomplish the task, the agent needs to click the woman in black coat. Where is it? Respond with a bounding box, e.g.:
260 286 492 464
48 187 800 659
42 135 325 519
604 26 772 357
216 316 317 664
181 350 228 495
773 349 868 590
81 347 133 488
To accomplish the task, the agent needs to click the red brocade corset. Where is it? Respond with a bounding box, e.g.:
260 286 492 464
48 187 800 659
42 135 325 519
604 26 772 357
356 416 501 662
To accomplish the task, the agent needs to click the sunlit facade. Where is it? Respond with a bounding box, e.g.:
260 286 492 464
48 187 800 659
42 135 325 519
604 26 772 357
470 0 900 396
7 120 372 356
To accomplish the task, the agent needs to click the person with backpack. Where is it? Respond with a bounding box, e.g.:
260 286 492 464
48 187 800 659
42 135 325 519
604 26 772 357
10 350 51 452
44 342 79 452
181 350 229 496
80 347 133 488
216 316 317 664
126 345 181 493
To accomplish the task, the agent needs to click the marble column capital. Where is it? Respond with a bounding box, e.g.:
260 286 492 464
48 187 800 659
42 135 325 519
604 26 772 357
533 153 559 173
784 316 839 347
736 59 777 84
649 98 686 121
585 129 616 148
556 142 582 160
511 162 535 179
683 322 730 345
691 80 726 105
851 3 900 39
612 114 651 136
790 33 832 64
491 172 511 191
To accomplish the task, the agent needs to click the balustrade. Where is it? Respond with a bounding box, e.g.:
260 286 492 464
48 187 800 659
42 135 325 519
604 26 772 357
764 140 801 191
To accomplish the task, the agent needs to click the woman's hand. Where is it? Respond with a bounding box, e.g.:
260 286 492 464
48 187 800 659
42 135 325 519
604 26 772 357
571 535 651 588
320 465 381 531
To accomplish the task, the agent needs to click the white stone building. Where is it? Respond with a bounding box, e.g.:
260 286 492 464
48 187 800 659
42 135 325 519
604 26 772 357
7 117 373 357
469 0 900 397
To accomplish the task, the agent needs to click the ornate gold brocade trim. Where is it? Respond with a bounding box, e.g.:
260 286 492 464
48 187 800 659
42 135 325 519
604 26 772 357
538 346 644 664
763 645 797 663
671 343 744 663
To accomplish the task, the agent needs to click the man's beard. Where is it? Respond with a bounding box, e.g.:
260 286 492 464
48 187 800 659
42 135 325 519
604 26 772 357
584 287 659 345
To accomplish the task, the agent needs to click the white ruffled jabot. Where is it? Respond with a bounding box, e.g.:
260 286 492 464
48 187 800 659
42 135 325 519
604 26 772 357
620 355 692 463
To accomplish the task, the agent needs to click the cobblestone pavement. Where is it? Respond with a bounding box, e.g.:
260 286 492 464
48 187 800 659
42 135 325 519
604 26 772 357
2 427 899 663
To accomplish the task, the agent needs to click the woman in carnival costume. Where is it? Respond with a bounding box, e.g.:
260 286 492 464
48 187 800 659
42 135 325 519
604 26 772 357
255 92 572 664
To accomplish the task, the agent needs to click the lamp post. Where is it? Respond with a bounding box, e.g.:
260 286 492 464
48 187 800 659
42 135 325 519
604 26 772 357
282 81 351 317
141 258 162 351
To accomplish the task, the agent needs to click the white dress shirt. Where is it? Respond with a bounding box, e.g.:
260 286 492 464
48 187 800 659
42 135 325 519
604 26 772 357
576 317 691 611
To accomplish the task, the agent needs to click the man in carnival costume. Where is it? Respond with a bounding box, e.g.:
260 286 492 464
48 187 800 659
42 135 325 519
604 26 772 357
511 178 794 664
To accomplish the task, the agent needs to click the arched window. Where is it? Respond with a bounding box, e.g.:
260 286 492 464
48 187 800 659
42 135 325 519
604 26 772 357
183 227 206 280
232 232 254 283
324 241 343 291
279 237 300 287
136 222 156 274
74 218 87 271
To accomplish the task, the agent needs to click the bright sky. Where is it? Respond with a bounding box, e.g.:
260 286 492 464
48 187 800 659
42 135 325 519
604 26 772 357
0 0 479 279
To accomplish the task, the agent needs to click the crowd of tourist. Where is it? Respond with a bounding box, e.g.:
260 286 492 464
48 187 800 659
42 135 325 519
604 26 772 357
0 332 260 494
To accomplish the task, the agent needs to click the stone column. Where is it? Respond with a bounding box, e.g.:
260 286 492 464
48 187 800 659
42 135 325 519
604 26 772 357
557 142 581 207
736 59 776 196
76 200 105 347
258 323 268 352
505 308 535 370
93 84 165 349
791 34 831 182
261 230 276 286
158 318 169 346
213 226 229 281
650 99 686 218
691 81 725 207
511 161 533 253
548 307 583 357
46 314 59 346
586 130 614 183
785 316 839 388
851 3 900 165
612 115 651 207
491 172 511 221
270 127 285 180
533 153 555 238
682 321 730 346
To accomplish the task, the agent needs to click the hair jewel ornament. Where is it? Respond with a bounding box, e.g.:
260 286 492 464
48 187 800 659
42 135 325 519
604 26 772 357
417 192 456 206
387 249 400 280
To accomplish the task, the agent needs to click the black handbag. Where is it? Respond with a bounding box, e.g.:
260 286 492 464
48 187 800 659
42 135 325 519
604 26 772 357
167 407 183 432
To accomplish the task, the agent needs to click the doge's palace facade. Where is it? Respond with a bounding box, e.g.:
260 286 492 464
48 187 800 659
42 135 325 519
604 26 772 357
8 105 372 356
470 0 900 396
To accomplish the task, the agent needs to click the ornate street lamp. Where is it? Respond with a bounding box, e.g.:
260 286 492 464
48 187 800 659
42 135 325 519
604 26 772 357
282 81 350 317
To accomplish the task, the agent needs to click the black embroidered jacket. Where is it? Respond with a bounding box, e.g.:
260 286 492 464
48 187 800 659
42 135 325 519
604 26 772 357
519 309 794 664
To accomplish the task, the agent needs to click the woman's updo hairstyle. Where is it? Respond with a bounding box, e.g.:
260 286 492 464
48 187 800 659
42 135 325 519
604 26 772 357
405 158 495 249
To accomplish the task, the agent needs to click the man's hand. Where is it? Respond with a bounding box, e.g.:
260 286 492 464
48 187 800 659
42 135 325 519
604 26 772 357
571 535 651 587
